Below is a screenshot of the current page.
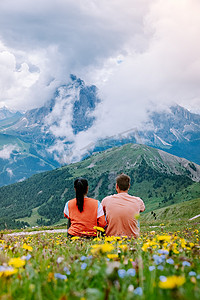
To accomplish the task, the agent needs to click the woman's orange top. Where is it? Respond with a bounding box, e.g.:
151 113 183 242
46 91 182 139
64 197 107 236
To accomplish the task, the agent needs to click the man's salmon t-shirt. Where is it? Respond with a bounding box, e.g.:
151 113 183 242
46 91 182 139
101 193 145 238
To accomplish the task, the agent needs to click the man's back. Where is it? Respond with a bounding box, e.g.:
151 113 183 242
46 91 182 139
102 192 145 237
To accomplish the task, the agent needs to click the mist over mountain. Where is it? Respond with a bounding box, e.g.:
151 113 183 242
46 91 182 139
0 75 200 187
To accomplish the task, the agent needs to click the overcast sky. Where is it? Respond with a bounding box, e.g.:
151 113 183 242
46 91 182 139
0 0 200 161
0 0 199 111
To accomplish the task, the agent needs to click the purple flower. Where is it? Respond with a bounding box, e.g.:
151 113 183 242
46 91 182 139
54 273 67 280
157 265 164 271
134 287 143 296
118 269 126 278
81 263 87 270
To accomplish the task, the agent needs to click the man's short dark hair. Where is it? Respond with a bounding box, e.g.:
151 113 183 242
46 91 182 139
116 173 130 191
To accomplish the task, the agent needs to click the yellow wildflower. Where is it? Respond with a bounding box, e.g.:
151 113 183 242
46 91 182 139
159 276 185 289
22 243 33 251
119 244 128 251
157 235 171 242
105 236 116 242
107 254 119 260
71 236 80 240
150 231 156 235
0 268 18 277
93 238 102 242
8 258 26 268
91 243 114 254
93 226 105 232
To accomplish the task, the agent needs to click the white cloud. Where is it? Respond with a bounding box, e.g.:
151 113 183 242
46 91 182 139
0 144 18 160
0 0 150 110
6 168 13 177
0 0 200 163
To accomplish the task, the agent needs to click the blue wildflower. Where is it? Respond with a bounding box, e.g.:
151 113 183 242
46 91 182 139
81 263 87 270
166 258 174 265
197 275 200 279
24 254 32 261
127 268 136 277
63 267 71 275
182 261 191 267
80 256 87 261
159 275 167 282
189 271 196 276
158 249 169 255
54 273 67 280
157 265 164 271
134 287 143 296
149 266 155 271
118 269 126 278
153 254 165 265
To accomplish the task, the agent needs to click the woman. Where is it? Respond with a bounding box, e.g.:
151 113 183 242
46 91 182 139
64 178 107 237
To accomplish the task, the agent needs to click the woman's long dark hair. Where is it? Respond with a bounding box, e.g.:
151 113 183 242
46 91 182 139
74 178 88 212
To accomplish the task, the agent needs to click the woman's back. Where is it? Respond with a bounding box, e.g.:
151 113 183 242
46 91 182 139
64 197 105 236
63 178 106 237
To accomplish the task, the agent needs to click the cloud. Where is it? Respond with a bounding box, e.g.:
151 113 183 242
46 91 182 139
0 0 150 110
0 144 18 160
6 168 13 177
95 0 200 115
0 0 200 163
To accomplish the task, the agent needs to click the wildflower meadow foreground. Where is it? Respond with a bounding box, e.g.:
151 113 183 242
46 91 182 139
0 222 199 300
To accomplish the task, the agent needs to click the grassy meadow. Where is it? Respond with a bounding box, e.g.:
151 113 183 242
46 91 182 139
0 219 199 300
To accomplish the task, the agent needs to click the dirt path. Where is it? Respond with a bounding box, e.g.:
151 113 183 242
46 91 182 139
189 214 200 221
4 229 68 237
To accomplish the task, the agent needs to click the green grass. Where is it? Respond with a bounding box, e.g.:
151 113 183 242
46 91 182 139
141 198 200 222
17 207 50 227
0 143 199 228
0 222 199 299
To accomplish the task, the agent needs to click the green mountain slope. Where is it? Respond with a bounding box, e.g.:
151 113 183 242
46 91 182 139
0 143 199 229
141 198 200 222
0 133 58 186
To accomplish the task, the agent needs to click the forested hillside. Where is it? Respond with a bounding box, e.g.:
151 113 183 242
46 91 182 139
0 144 199 229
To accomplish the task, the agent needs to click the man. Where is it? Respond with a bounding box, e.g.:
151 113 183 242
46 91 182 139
101 173 145 237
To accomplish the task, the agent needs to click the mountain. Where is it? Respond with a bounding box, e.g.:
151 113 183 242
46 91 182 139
0 75 200 188
0 75 100 186
0 106 22 120
94 105 200 164
141 198 200 222
0 143 199 229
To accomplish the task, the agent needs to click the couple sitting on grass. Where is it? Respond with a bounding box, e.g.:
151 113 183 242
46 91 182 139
64 173 145 238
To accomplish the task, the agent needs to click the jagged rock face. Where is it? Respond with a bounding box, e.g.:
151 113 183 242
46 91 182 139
4 75 99 137
0 107 22 121
150 105 200 143
0 75 199 187
0 76 101 186
95 105 200 164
